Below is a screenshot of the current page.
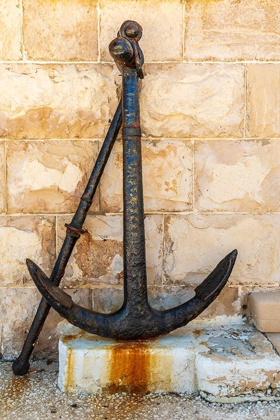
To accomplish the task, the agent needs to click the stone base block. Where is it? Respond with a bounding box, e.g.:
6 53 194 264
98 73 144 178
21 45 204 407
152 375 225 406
58 320 280 401
249 292 280 332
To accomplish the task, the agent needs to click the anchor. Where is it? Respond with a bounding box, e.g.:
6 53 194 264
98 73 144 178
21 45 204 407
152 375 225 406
13 21 237 376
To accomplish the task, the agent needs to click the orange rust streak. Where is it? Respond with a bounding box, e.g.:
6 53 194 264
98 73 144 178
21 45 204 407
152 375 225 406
65 348 75 392
107 341 151 394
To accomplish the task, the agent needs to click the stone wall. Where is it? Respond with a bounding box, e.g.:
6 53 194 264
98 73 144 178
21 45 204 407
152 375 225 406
0 0 279 359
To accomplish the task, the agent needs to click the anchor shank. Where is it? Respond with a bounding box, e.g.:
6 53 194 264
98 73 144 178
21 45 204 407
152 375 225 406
122 67 148 308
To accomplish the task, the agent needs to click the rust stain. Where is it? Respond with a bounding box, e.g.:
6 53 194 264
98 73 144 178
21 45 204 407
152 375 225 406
105 341 151 394
199 340 209 347
193 329 203 337
61 334 77 344
104 340 173 394
65 348 76 392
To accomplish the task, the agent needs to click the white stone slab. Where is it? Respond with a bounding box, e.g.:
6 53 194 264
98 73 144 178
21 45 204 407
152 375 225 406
58 325 198 394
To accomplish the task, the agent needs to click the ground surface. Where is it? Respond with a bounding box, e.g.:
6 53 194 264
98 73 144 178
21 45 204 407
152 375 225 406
1 361 280 420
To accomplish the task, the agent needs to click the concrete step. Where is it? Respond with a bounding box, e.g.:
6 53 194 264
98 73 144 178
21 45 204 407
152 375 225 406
58 320 280 402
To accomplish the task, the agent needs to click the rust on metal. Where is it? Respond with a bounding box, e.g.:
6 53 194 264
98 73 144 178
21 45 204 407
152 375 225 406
65 224 86 237
13 20 238 376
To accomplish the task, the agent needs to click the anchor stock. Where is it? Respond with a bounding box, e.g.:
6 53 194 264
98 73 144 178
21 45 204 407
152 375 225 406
26 21 237 340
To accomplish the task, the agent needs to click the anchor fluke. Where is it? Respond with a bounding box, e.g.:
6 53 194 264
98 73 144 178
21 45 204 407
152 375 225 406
194 249 238 301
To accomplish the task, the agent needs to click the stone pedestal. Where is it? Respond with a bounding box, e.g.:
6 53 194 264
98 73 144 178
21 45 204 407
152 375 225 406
58 321 280 401
58 326 197 394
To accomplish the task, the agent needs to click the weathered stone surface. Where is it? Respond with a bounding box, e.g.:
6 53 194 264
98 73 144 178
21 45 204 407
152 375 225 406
0 288 40 358
247 64 280 138
0 288 92 359
185 0 280 62
196 323 280 402
0 0 22 60
0 64 119 139
249 292 280 333
100 0 183 62
7 140 99 213
163 214 280 287
195 139 280 212
101 139 193 212
57 214 163 288
0 142 6 213
0 216 55 287
23 0 98 61
141 64 244 138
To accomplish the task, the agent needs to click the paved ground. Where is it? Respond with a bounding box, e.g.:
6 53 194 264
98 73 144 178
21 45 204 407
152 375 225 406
1 361 280 420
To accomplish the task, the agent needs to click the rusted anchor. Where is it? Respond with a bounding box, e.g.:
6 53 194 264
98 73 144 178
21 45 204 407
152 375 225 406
13 21 237 375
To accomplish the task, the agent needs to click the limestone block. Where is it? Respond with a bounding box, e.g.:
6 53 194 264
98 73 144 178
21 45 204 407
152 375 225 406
141 64 244 138
0 64 119 139
57 214 163 288
247 64 280 138
195 139 280 212
92 287 124 314
249 292 280 333
0 142 6 213
23 0 98 61
7 140 99 213
163 214 280 287
0 0 22 60
0 288 92 359
0 216 55 287
100 0 183 62
196 324 280 402
0 288 40 358
101 139 193 212
185 0 280 61
58 325 197 394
